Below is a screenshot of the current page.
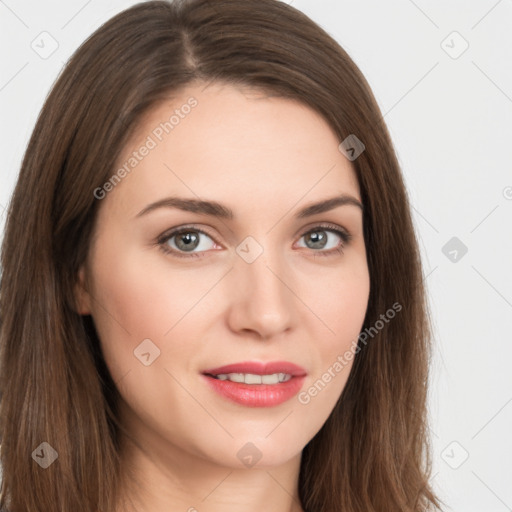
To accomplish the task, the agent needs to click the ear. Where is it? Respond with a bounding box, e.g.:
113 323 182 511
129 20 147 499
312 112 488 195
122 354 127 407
73 265 92 315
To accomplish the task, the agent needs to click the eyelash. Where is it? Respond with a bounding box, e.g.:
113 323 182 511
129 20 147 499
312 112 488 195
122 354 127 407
156 223 353 260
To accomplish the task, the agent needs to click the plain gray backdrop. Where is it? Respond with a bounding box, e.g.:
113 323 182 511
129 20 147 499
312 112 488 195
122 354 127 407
1 1 511 510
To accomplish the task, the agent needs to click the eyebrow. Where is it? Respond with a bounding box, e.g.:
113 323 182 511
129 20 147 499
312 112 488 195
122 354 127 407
135 194 363 220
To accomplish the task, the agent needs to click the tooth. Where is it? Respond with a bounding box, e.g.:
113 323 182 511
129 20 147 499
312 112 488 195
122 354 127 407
245 374 262 384
262 374 280 384
228 373 245 383
212 372 292 383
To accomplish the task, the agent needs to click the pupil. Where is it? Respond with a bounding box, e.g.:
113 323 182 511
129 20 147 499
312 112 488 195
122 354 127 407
307 231 326 249
177 232 198 251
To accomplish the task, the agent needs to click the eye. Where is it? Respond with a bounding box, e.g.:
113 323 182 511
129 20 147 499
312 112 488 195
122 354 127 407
157 226 217 259
156 223 352 259
295 223 352 258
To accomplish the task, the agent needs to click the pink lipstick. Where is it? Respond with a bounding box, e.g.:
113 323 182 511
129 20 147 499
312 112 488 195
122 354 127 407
201 361 307 408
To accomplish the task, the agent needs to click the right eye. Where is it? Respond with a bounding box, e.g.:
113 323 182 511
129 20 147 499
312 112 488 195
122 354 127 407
157 226 220 259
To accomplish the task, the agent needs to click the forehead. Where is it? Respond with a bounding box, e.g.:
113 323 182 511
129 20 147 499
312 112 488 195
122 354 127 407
108 82 361 217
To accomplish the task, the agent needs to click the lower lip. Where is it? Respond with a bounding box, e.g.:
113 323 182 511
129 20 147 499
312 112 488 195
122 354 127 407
202 374 306 407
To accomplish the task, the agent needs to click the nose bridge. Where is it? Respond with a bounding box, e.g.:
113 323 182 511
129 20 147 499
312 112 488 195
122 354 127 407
230 234 295 336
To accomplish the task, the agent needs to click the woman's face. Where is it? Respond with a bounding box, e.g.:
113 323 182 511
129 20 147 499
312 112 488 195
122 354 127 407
76 81 370 470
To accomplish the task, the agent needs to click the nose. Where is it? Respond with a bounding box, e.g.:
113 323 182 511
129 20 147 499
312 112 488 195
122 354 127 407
226 244 296 340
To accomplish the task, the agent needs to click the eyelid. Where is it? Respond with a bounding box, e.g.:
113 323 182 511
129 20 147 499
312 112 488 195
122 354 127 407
156 224 219 247
298 222 351 240
156 222 352 259
155 224 219 259
296 222 352 257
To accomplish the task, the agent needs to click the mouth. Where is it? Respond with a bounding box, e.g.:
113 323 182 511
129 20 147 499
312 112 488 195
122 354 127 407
201 360 307 407
205 372 293 384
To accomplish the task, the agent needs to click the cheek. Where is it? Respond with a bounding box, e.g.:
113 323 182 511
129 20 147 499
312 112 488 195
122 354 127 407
87 237 228 388
331 270 370 343
298 258 369 404
91 236 188 327
306 255 370 346
87 242 186 377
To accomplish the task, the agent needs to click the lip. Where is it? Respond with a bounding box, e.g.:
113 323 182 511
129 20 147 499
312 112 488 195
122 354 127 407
201 361 307 408
202 360 307 377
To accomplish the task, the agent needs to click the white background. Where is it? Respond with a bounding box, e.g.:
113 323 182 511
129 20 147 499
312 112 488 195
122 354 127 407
1 1 511 510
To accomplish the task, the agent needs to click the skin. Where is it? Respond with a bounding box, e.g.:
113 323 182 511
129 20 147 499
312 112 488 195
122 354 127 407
75 81 370 512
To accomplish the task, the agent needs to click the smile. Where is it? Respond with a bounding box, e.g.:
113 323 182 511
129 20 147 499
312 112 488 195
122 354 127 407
208 372 292 384
201 360 307 407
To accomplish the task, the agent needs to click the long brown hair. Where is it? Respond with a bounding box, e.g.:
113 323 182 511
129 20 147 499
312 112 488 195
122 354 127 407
0 1 445 510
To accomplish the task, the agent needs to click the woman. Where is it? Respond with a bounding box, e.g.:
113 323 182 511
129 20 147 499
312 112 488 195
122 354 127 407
0 0 444 511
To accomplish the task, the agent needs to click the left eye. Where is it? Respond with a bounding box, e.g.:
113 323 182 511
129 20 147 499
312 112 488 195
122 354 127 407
296 227 349 253
157 224 351 259
160 228 217 256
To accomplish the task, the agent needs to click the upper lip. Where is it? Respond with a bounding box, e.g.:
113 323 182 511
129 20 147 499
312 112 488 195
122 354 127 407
202 361 307 377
